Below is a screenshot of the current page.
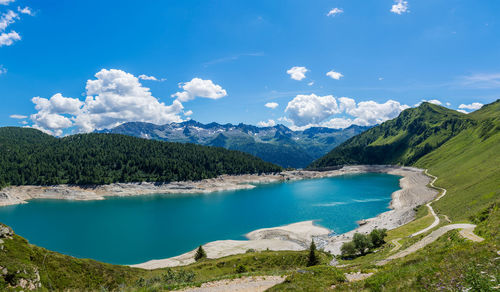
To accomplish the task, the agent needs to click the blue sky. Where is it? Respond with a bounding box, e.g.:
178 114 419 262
1 0 499 135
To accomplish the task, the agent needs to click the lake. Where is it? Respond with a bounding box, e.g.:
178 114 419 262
0 173 401 265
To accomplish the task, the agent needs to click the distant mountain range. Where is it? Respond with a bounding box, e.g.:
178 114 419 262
98 121 370 168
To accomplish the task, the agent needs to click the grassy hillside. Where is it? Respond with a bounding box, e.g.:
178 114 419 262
310 102 474 167
0 222 335 291
415 101 500 220
0 127 281 188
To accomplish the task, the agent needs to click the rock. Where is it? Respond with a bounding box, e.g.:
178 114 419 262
0 224 13 238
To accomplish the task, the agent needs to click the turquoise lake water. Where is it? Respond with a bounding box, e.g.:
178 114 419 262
0 173 401 265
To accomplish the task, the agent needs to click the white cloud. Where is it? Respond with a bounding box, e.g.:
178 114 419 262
0 65 6 75
326 70 343 80
0 30 20 46
10 114 27 119
17 6 32 15
327 8 343 17
30 69 185 135
284 94 408 129
459 73 500 89
0 10 18 31
458 102 483 111
287 66 308 81
138 74 165 81
378 77 384 81
265 102 279 109
257 119 276 127
308 81 314 86
445 102 451 107
457 109 468 114
285 94 340 126
391 0 409 15
172 78 227 102
347 100 409 126
184 110 193 116
0 0 15 6
424 99 442 105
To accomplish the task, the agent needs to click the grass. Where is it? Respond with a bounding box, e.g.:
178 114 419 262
267 265 345 291
0 228 333 291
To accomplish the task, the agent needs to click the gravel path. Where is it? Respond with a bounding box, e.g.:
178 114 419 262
179 276 285 292
411 170 447 237
377 223 478 266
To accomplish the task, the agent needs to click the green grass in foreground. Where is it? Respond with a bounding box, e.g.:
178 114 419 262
0 227 332 291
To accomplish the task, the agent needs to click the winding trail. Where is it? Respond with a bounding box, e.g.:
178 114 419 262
376 169 484 266
390 239 402 252
411 169 447 237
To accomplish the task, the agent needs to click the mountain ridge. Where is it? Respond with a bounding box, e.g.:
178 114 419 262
98 121 370 168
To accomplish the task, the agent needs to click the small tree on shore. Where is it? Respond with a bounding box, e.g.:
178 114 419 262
369 228 387 248
307 240 320 266
194 245 206 261
353 233 372 256
340 241 356 258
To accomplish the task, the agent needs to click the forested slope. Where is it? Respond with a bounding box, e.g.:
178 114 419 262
0 128 281 188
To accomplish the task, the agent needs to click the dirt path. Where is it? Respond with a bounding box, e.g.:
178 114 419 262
378 224 481 266
459 228 485 242
411 170 447 237
390 239 402 252
179 276 285 292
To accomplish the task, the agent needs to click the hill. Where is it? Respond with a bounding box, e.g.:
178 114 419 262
99 121 369 168
311 100 500 220
0 127 281 188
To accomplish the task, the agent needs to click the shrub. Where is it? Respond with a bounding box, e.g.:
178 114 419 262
369 228 387 248
340 241 356 258
353 233 372 256
235 264 247 274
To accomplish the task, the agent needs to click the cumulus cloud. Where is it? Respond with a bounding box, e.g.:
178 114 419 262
10 114 27 119
138 74 165 81
457 109 468 114
391 0 409 14
284 94 408 129
287 66 308 81
0 10 17 31
0 30 19 46
184 110 193 116
308 81 314 86
265 102 279 109
326 70 343 80
172 78 227 102
17 6 32 15
285 94 340 126
327 8 343 17
30 69 186 135
459 102 483 111
0 0 15 6
0 65 6 74
257 119 276 127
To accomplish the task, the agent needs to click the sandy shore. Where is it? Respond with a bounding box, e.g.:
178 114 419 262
0 165 438 269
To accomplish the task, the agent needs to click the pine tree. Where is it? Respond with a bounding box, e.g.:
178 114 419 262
306 240 319 266
194 245 206 261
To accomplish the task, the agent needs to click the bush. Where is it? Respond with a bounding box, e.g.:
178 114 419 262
235 264 247 274
194 245 206 261
369 228 387 248
353 233 373 256
340 241 356 258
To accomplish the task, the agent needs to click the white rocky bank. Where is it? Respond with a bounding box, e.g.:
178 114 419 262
0 165 438 269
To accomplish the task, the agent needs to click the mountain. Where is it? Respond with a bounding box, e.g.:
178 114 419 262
310 102 475 167
0 128 281 187
311 100 500 220
99 121 370 168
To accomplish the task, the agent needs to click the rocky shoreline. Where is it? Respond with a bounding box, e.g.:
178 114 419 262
130 165 438 269
0 165 438 269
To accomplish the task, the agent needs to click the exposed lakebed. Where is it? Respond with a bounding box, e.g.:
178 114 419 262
0 173 401 265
